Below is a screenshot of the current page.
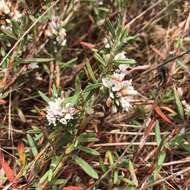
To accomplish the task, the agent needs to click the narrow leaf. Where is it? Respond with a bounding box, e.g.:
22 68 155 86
80 41 95 49
154 105 173 124
21 58 55 63
27 134 38 156
78 146 100 156
105 151 114 165
105 19 116 38
94 53 106 66
74 156 99 179
128 160 138 186
17 143 26 167
17 108 26 123
0 151 15 183
86 59 98 83
38 91 49 103
155 120 161 146
0 99 6 105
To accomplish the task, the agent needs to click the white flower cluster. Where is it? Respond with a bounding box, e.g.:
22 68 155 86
102 64 138 113
0 0 22 22
46 97 77 126
45 17 67 46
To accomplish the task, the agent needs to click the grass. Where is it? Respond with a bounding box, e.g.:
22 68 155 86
0 0 190 189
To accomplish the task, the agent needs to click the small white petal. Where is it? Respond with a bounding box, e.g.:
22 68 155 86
111 81 122 92
119 64 129 72
109 91 114 99
120 97 133 112
113 72 126 81
115 99 120 106
114 52 126 60
103 38 110 48
28 63 39 70
65 113 73 120
111 105 117 113
102 78 113 88
60 118 67 125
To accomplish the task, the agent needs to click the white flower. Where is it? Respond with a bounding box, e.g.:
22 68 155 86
118 64 129 72
46 97 77 126
120 96 133 112
121 80 138 95
102 77 122 92
103 38 110 48
113 71 126 81
28 63 39 70
102 64 139 113
114 51 126 60
45 17 67 46
0 0 10 14
98 0 103 5
111 105 118 113
56 28 67 46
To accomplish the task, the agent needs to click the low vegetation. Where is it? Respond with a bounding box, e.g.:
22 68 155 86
0 0 190 189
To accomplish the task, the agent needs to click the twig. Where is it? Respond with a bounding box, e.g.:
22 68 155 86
126 0 164 28
92 142 157 147
145 166 190 188
136 48 190 78
103 131 170 136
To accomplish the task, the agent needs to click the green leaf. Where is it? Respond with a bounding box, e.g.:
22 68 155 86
105 19 116 38
78 146 100 156
125 36 137 43
121 178 136 186
26 134 38 157
52 84 58 98
86 60 98 83
79 133 99 143
60 58 78 69
75 75 81 91
74 156 99 179
63 91 80 107
21 58 55 63
38 91 49 103
128 160 138 186
83 83 101 101
154 150 166 180
113 58 136 65
157 151 166 167
155 120 161 146
39 170 49 184
17 108 26 123
105 150 114 165
99 158 107 173
173 85 184 119
48 169 53 182
113 170 118 184
119 26 128 42
94 52 106 66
